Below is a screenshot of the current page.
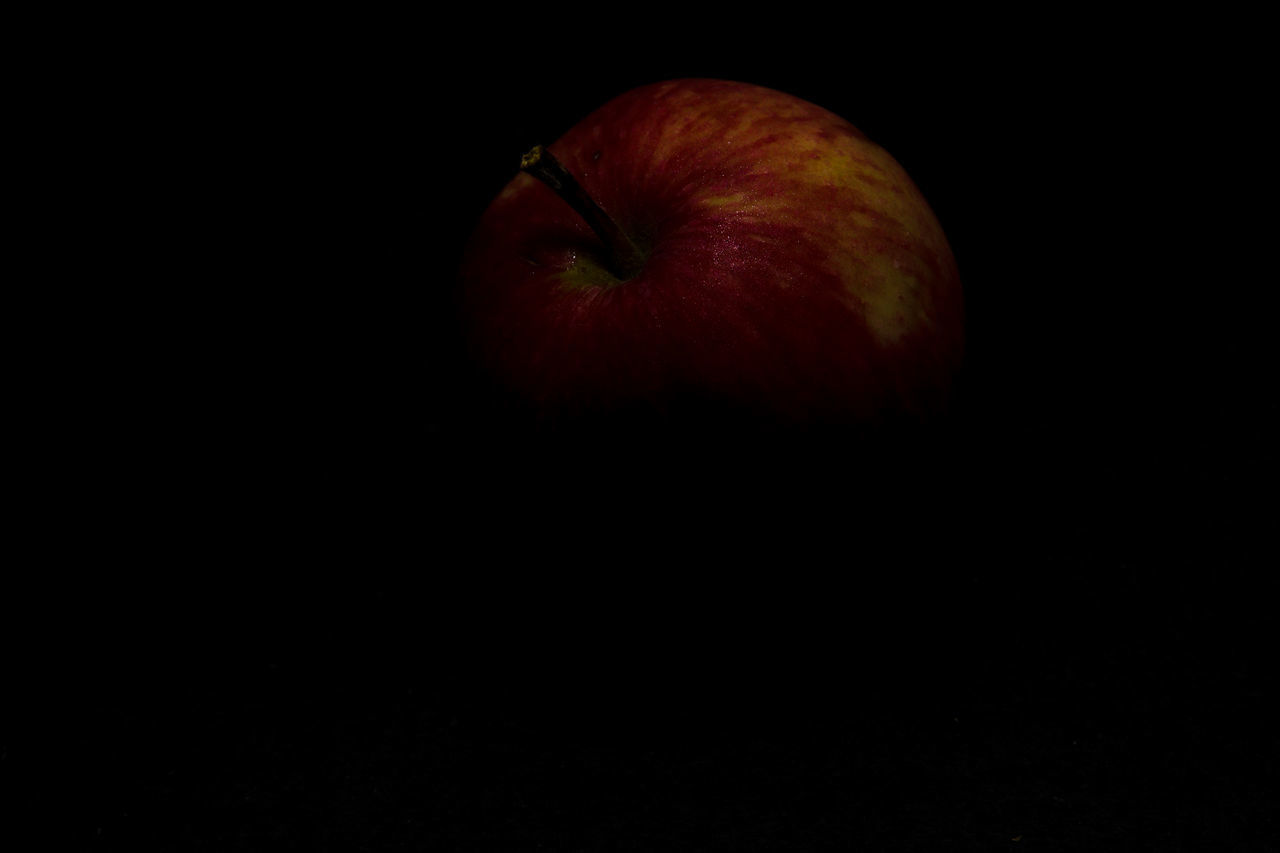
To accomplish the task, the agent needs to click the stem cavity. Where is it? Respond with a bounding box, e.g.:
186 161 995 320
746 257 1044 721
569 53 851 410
519 145 646 281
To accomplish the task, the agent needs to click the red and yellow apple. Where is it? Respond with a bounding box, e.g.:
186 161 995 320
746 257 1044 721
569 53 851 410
458 78 963 436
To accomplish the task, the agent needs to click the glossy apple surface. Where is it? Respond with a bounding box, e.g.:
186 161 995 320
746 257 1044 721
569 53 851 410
458 78 964 436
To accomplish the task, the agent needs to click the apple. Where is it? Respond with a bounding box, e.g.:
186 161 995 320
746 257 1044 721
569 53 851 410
457 78 964 444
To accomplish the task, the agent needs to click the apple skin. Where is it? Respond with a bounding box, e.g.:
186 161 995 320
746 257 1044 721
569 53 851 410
458 78 963 437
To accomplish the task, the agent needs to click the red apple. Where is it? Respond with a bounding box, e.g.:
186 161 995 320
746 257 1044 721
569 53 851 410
458 78 963 439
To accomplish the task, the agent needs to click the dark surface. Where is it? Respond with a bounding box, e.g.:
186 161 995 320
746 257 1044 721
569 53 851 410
18 10 1275 851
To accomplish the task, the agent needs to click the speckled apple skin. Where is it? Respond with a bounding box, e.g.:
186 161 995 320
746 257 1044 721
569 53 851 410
459 78 964 428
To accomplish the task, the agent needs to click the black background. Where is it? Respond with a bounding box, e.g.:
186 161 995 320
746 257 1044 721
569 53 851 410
19 10 1276 851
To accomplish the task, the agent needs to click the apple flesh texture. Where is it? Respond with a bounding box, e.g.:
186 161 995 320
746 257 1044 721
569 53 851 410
459 79 964 443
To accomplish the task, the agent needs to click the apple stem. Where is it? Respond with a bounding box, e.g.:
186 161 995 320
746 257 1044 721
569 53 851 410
519 145 646 280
